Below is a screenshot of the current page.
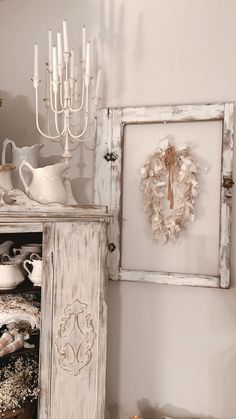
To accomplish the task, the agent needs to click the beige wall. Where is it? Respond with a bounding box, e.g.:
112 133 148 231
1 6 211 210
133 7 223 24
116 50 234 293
1 1 236 418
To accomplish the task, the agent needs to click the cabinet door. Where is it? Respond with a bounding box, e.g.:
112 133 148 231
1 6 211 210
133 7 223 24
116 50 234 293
39 220 108 419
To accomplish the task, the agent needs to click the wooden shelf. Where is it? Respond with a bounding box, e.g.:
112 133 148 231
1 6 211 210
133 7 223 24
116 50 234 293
0 346 39 361
0 279 41 295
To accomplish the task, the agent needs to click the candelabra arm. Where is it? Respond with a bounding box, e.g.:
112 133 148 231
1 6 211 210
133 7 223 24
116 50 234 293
35 88 62 140
69 117 97 151
69 77 85 113
83 116 97 143
69 88 91 140
50 83 64 114
64 54 70 85
68 113 89 140
54 93 62 135
46 108 52 137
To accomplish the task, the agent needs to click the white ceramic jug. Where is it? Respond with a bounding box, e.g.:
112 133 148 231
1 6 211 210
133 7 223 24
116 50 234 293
0 164 15 190
23 258 42 286
19 160 68 205
2 138 44 168
2 138 44 189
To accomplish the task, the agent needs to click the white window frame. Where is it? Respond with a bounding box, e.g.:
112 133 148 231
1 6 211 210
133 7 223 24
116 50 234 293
94 103 234 288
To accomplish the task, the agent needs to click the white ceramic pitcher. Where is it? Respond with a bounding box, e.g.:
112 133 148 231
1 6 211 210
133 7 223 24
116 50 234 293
2 138 44 189
2 138 44 168
23 258 42 286
19 160 68 205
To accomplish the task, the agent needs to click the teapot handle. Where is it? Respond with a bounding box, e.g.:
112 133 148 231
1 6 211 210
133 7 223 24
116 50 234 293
2 138 14 164
13 248 21 256
19 160 33 194
30 253 42 261
23 259 33 276
1 253 10 263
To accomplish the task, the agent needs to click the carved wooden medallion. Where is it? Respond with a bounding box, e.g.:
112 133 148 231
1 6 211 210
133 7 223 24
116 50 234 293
55 299 96 376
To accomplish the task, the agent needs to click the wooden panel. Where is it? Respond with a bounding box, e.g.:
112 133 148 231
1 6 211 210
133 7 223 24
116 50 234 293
219 102 234 288
94 108 113 207
94 108 122 280
39 220 108 419
121 103 225 124
109 109 122 280
119 269 220 288
0 205 108 222
0 223 42 233
38 222 55 419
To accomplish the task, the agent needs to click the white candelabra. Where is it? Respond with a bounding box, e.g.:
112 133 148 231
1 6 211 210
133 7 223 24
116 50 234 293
32 20 101 205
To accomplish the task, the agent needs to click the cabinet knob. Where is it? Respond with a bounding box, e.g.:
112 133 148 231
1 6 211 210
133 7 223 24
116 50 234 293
104 152 118 162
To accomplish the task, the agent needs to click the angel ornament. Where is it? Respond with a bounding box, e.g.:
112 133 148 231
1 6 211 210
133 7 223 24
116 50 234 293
140 135 204 244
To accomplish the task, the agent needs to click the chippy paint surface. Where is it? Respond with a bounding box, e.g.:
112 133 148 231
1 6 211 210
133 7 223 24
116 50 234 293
0 208 109 419
40 219 109 419
94 103 234 288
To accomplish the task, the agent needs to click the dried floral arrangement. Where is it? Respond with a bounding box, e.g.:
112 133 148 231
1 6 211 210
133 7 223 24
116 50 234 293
140 136 204 243
0 353 39 415
0 293 40 331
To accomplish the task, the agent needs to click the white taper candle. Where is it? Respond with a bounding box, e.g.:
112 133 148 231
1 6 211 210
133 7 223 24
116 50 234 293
52 45 58 82
57 32 63 66
70 49 74 79
34 43 39 79
48 30 53 72
95 68 101 98
74 65 78 80
85 42 90 79
82 25 86 68
63 19 69 53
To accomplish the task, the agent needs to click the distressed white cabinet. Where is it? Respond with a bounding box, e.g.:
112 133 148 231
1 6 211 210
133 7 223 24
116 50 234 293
0 206 110 419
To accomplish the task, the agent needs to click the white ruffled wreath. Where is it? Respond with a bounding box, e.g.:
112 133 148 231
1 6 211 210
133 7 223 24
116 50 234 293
140 136 201 244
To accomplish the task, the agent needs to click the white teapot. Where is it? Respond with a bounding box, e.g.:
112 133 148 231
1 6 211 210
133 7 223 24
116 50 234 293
0 260 25 289
19 160 68 205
